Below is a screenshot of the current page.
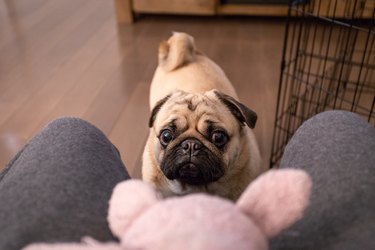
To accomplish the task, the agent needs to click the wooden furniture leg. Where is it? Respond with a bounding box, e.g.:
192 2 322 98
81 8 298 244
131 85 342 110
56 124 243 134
114 0 133 24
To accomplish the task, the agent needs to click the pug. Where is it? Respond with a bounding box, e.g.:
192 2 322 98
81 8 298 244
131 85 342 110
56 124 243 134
142 32 262 200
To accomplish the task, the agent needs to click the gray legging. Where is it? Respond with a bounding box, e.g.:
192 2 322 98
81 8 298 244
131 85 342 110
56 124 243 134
271 111 375 250
0 118 129 250
0 111 374 250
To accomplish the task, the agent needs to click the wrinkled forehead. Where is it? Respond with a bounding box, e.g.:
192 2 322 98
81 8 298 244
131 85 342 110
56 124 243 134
169 91 217 112
154 91 237 131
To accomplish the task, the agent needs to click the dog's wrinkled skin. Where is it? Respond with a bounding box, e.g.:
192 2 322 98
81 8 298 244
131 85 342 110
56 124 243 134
142 32 262 200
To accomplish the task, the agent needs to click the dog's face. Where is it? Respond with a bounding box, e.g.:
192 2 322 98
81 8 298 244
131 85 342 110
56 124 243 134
148 89 257 189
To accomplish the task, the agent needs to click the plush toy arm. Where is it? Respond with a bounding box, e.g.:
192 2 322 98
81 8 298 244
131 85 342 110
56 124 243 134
108 180 161 238
237 169 312 238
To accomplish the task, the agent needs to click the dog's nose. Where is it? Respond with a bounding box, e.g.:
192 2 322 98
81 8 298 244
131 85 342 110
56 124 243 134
181 139 202 155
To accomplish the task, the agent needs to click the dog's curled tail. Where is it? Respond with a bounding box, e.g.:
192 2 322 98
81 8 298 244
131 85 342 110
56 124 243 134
158 32 196 72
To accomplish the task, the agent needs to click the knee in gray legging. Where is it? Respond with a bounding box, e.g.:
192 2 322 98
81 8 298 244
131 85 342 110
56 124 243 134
0 117 130 250
271 110 375 250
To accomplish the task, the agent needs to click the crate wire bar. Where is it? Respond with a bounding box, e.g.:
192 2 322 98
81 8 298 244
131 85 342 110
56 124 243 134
270 0 375 168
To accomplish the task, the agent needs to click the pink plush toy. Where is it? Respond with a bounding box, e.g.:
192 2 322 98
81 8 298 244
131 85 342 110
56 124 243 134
24 169 311 250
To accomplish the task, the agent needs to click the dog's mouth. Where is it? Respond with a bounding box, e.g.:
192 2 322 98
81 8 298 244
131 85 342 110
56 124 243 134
166 162 223 186
173 162 206 185
161 157 224 186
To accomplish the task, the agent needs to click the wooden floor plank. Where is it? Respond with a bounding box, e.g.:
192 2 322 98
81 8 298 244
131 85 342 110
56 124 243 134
108 81 151 177
0 0 51 46
83 59 148 135
0 0 89 82
0 0 112 127
0 17 117 141
28 33 130 137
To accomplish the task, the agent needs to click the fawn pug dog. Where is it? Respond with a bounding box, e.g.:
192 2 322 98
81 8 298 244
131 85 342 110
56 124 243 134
142 32 262 200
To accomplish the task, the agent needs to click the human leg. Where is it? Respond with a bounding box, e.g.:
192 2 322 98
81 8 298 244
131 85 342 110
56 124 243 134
0 118 130 250
270 111 375 250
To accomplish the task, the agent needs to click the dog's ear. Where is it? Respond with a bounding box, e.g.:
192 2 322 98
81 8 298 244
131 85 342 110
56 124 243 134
149 94 171 128
214 91 257 129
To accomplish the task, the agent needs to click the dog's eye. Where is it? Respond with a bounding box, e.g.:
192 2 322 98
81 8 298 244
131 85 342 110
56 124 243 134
160 129 174 147
211 131 228 147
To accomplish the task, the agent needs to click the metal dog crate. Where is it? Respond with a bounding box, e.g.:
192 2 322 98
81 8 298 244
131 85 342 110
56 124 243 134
270 0 375 168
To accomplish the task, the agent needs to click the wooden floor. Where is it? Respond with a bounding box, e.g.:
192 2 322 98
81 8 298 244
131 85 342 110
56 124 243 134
0 0 285 177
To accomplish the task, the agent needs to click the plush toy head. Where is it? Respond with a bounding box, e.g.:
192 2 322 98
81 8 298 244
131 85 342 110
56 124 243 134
24 169 311 250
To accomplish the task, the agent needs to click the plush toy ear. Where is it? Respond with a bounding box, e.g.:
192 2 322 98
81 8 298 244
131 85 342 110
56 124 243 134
108 180 161 238
237 169 312 238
